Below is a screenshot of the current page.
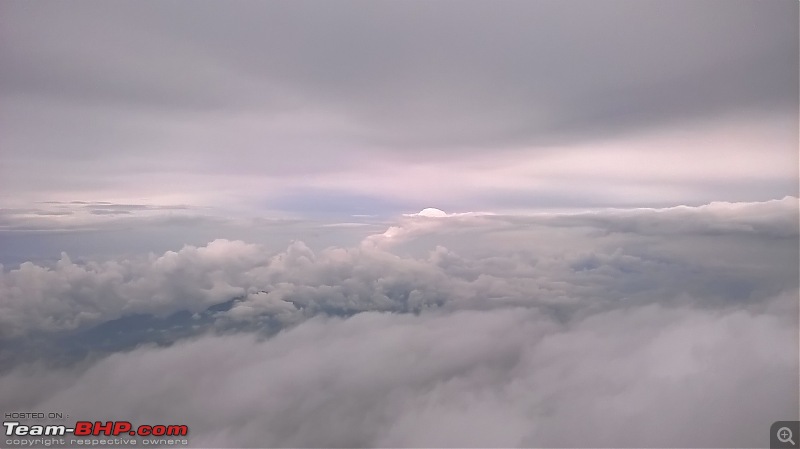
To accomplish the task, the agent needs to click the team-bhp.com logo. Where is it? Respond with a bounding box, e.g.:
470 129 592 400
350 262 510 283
4 420 188 437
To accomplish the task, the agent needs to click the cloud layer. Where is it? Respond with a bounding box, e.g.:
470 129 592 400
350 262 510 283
1 2 797 446
1 198 797 447
1 1 797 211
2 198 796 339
3 299 796 448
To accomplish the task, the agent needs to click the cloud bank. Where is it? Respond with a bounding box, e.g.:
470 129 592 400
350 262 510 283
2 299 796 448
2 198 796 338
0 198 797 447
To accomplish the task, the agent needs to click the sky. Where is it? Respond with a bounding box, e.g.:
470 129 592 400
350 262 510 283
1 0 797 215
0 1 798 448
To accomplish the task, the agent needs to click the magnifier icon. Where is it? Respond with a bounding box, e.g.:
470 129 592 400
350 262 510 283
778 427 796 445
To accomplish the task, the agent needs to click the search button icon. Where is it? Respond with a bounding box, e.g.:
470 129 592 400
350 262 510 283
778 427 796 445
773 422 800 448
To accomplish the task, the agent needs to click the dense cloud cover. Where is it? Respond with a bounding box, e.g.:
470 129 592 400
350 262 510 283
1 1 797 446
2 198 796 338
1 199 797 447
1 1 797 211
3 304 796 448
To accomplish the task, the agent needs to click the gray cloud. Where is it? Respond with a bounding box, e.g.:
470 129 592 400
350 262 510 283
2 298 796 448
1 198 796 339
0 198 797 447
3 1 795 146
1 4 798 444
1 1 796 210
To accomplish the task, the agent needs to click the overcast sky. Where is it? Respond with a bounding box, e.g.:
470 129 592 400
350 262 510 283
1 0 797 216
1 2 798 448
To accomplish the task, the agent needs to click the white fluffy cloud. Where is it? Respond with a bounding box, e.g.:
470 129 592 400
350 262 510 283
1 198 797 338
